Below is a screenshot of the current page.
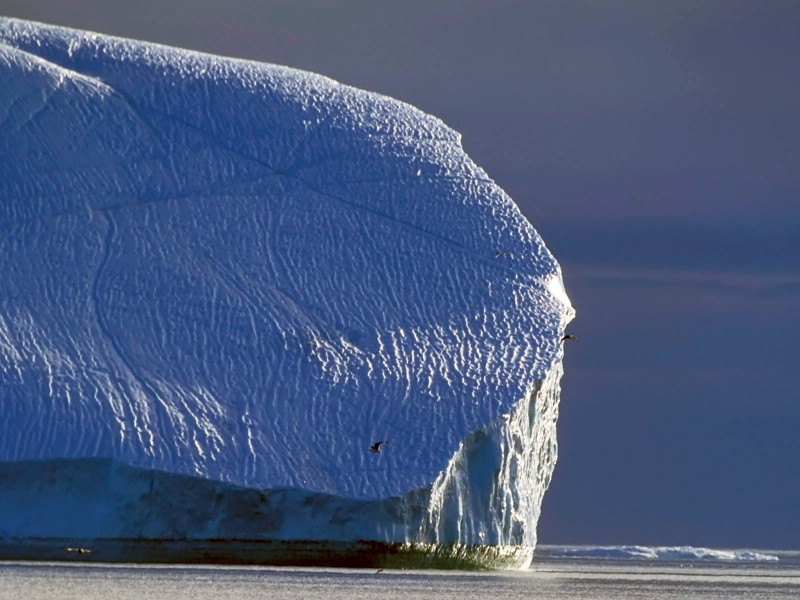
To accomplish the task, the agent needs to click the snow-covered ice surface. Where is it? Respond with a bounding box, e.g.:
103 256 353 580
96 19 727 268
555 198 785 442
0 18 573 564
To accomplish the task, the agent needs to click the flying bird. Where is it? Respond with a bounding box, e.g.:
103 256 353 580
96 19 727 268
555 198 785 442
495 250 508 257
560 334 577 343
370 440 388 453
65 547 94 554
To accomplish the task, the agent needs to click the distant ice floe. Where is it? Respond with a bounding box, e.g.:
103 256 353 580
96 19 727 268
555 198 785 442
547 545 779 562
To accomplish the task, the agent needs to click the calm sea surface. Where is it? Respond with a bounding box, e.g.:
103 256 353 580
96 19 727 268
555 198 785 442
2 552 799 599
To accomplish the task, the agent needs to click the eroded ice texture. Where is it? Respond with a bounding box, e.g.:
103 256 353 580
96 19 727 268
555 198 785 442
0 18 573 550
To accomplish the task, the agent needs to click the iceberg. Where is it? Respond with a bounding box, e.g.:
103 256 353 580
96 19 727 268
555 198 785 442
0 18 573 568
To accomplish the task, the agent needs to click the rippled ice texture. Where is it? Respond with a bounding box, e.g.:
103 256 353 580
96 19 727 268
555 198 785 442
0 16 572 551
0 17 571 499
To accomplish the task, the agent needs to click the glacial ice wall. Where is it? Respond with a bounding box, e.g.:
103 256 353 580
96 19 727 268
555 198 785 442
0 17 573 547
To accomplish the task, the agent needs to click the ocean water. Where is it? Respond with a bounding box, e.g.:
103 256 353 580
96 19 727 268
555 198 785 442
2 549 799 600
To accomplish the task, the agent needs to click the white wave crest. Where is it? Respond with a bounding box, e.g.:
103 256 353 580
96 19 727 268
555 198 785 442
549 545 779 562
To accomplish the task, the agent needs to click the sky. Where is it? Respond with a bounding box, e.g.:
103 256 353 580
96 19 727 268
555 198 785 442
2 0 799 549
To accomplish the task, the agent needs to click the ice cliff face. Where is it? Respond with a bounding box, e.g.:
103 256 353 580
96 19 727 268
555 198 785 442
0 18 573 551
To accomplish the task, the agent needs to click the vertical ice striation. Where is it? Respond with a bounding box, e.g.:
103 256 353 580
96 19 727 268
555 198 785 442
415 355 565 554
0 17 574 565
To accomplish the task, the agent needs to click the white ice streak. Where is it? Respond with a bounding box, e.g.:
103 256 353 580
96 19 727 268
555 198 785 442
551 545 780 562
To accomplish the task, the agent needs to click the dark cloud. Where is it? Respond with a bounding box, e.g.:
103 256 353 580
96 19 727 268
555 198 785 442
547 221 800 274
541 265 800 547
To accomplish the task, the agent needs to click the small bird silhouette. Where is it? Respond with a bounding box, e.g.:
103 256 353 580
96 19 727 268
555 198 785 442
65 547 94 555
560 334 577 344
370 440 388 453
495 250 508 257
